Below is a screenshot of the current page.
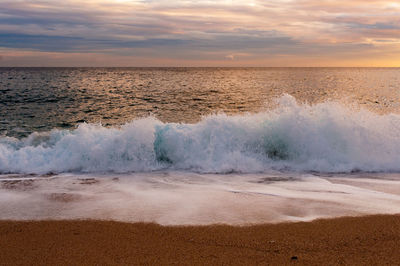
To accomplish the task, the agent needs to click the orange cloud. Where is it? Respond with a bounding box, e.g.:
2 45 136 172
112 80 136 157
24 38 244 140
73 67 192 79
0 0 399 66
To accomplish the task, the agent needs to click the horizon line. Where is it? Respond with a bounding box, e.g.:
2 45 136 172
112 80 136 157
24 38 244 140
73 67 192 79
1 66 399 68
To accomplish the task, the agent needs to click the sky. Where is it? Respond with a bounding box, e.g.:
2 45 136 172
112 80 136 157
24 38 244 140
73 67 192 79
0 0 399 66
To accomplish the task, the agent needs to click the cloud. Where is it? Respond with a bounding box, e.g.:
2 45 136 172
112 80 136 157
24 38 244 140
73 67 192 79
0 0 399 66
0 33 191 52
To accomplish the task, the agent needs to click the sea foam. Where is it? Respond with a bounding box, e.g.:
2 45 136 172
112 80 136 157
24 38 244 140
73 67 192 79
1 94 400 174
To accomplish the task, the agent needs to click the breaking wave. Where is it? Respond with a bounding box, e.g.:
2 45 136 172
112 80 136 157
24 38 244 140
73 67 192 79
2 94 400 174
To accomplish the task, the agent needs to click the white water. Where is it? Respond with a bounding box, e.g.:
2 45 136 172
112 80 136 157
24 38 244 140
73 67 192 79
2 95 400 174
2 95 400 224
1 172 400 225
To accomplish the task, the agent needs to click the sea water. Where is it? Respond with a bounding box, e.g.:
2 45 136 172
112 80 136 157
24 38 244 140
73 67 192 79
1 67 400 224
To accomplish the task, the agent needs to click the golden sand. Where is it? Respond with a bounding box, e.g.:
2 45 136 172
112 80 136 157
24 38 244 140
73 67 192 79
0 215 399 265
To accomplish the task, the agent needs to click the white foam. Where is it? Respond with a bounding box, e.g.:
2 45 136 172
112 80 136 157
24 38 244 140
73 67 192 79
2 94 400 174
0 172 399 225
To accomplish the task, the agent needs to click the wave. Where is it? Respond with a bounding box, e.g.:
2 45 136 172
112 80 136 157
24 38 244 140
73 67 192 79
1 94 400 174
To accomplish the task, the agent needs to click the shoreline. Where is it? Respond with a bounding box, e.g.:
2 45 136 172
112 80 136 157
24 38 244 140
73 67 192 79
1 214 399 265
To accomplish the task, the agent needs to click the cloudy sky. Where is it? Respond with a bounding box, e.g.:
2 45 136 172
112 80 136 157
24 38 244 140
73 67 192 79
0 0 399 66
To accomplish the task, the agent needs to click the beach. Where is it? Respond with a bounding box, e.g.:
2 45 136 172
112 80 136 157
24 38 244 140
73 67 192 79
2 68 400 265
2 0 400 262
1 215 399 265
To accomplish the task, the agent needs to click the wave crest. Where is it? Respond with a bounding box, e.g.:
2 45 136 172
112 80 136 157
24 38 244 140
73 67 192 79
2 94 400 174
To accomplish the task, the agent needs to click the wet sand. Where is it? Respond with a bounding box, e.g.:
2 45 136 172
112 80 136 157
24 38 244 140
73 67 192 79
0 215 399 265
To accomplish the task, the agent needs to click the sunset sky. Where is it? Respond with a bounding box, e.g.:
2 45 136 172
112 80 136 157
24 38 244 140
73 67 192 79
0 0 399 66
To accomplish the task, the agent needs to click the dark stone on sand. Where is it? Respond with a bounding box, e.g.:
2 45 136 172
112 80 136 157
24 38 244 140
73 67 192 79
78 178 99 185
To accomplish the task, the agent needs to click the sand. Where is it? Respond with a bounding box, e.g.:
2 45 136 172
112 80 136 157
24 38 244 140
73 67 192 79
0 215 399 265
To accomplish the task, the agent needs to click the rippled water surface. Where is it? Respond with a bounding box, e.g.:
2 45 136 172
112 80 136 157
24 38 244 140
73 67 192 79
1 67 399 137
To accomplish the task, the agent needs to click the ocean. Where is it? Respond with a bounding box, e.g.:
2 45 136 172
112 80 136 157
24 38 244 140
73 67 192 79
1 67 400 224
